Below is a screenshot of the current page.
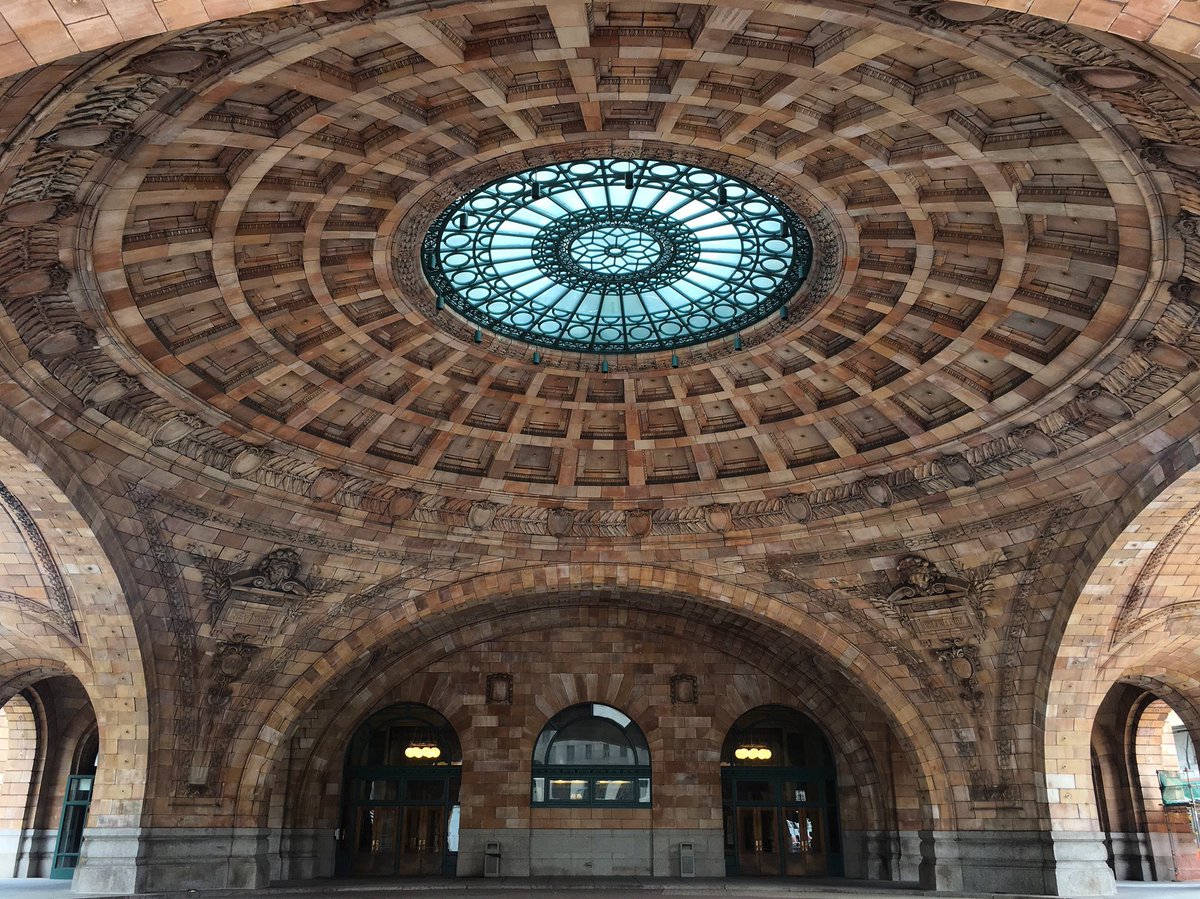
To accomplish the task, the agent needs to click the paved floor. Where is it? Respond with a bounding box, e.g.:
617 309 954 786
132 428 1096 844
1 877 1198 899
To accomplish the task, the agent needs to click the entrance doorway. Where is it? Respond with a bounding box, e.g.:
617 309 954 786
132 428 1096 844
50 729 99 880
337 703 461 877
721 705 842 877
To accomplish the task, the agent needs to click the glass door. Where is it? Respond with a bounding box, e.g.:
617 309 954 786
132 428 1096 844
50 774 93 879
344 774 459 876
352 806 400 874
737 807 781 875
783 807 827 875
397 806 445 875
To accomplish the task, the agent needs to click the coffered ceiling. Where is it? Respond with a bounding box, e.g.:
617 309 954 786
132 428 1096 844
0 0 1196 537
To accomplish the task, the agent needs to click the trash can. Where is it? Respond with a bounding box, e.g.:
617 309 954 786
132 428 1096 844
679 842 695 878
484 840 501 877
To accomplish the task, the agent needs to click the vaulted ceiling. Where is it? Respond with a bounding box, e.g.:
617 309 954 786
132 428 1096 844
0 0 1192 544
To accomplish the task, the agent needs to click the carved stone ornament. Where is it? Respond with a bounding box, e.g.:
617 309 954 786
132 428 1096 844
2 264 69 301
626 510 653 538
314 0 390 21
932 1 1004 22
547 508 574 538
387 488 420 521
83 373 137 405
1014 426 1058 457
860 478 893 508
229 448 266 477
933 637 983 709
485 673 513 704
467 501 499 531
1082 386 1133 420
1143 143 1200 172
884 555 989 643
213 640 259 682
940 454 977 486
783 494 812 523
704 504 732 533
1176 213 1200 241
908 0 1004 28
127 48 227 79
308 470 343 501
31 325 92 358
1171 278 1198 306
1063 66 1154 92
0 199 78 227
152 413 201 446
670 674 698 704
1138 337 1198 372
39 125 129 155
232 548 309 597
895 555 945 597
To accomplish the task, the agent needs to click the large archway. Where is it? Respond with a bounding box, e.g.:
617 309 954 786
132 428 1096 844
261 602 921 882
1045 443 1200 892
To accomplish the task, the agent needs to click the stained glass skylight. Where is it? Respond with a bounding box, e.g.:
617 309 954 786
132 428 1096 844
421 158 813 354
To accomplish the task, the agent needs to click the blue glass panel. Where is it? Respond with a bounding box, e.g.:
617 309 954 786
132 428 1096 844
422 158 813 354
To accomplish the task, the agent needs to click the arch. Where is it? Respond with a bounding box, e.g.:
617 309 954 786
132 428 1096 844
0 427 150 838
1042 433 1200 898
721 704 844 877
235 567 951 835
336 702 463 878
263 603 914 881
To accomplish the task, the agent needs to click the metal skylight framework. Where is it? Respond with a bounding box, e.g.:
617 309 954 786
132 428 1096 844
422 158 813 354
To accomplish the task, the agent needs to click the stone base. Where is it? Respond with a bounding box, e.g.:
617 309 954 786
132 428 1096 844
273 827 335 881
458 828 724 878
1109 831 1154 881
919 830 1116 897
843 829 919 881
71 827 270 894
0 827 55 878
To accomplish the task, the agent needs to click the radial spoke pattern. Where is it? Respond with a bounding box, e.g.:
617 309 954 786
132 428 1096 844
422 158 813 353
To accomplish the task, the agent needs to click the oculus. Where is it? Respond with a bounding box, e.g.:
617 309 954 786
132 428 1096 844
422 158 813 354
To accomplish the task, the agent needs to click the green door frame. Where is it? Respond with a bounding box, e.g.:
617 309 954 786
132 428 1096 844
338 767 462 877
721 767 843 877
50 773 94 880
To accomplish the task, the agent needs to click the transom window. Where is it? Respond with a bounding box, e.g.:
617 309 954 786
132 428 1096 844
531 703 651 807
422 158 813 354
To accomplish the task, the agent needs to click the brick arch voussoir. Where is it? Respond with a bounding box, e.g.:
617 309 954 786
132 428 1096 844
271 603 903 835
1120 669 1200 755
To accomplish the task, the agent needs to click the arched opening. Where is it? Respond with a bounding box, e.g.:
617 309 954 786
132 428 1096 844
531 702 651 808
0 676 100 881
1091 684 1200 882
335 703 462 878
51 717 98 880
720 705 842 878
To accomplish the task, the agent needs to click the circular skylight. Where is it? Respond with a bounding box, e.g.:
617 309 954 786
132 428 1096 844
421 158 813 354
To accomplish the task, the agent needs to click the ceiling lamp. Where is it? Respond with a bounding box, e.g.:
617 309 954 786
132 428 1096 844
404 742 442 760
734 745 773 761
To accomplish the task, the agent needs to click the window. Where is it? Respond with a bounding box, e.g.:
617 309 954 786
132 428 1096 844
531 703 651 807
422 158 813 354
